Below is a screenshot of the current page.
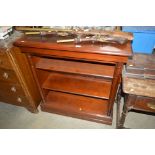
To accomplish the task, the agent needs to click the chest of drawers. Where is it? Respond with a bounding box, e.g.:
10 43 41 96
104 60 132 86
14 35 132 125
0 32 41 112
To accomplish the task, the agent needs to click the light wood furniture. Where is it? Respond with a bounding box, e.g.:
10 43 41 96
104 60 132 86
0 32 41 112
14 35 132 125
117 54 155 128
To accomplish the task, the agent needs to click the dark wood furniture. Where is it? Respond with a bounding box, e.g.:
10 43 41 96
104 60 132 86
0 32 41 112
14 35 132 125
117 54 155 128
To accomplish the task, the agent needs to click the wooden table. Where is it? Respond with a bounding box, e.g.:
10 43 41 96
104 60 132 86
117 54 155 128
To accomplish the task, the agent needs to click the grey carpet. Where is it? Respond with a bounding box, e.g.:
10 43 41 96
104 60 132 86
0 101 155 129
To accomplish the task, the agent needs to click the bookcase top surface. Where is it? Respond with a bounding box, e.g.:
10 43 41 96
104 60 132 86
14 35 132 57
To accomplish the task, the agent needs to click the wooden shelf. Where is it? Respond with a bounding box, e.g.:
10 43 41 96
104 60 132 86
15 33 132 125
35 57 115 78
41 91 112 124
42 72 111 99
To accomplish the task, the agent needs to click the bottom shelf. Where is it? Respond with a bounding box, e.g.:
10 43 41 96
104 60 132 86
41 91 112 125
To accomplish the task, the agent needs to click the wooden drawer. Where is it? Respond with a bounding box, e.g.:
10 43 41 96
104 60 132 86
0 53 13 69
0 82 29 106
34 57 115 78
0 68 19 83
0 82 25 96
42 72 112 99
134 96 155 113
41 91 111 124
0 93 29 106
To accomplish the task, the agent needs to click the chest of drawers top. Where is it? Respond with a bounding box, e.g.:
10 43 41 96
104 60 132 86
0 31 22 49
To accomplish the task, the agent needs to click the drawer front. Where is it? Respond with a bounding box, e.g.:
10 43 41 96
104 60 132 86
0 82 29 106
0 53 13 69
134 96 155 113
0 82 25 96
0 68 19 83
0 93 29 106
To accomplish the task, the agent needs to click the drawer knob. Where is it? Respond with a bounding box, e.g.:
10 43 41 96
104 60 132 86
17 97 22 103
11 86 16 92
147 103 155 110
3 72 9 79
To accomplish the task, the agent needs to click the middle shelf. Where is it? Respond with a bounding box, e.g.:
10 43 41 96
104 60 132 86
42 72 112 99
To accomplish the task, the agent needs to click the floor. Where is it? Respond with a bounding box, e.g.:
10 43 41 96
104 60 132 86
0 101 155 129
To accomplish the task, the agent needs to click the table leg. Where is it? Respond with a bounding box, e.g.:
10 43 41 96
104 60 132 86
118 103 129 128
119 94 137 128
116 84 122 128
